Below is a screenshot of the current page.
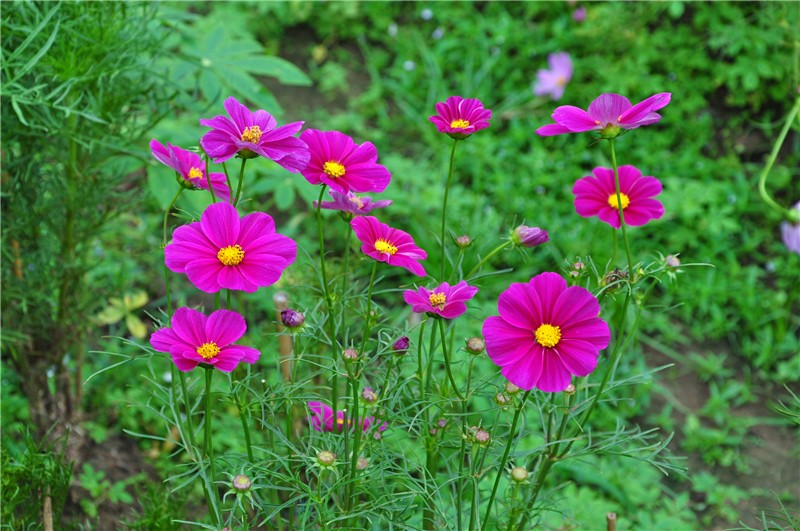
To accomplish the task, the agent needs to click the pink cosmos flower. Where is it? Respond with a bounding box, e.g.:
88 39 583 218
403 281 479 319
572 165 665 229
572 6 587 22
307 401 388 433
536 92 672 137
482 272 610 393
429 96 492 139
781 201 800 255
199 96 310 172
150 140 231 202
150 307 259 372
533 52 573 101
350 216 427 277
313 190 392 217
299 129 391 194
165 202 296 293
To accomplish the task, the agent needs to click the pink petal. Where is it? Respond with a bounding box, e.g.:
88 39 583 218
618 93 671 125
551 286 601 327
535 353 573 392
561 318 611 350
499 344 546 390
529 273 567 321
496 282 543 330
201 202 240 249
535 123 574 136
555 339 600 377
205 309 247 346
171 307 207 346
551 106 599 132
184 258 224 293
587 93 632 124
483 316 536 366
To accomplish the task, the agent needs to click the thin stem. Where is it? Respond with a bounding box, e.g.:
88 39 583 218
466 240 513 280
316 185 340 421
203 367 220 525
481 390 531 531
458 357 474 531
417 320 427 400
439 318 464 402
234 158 247 207
236 381 255 463
758 96 800 217
162 187 183 247
440 139 459 281
221 161 234 196
204 156 217 203
179 372 198 450
608 140 634 273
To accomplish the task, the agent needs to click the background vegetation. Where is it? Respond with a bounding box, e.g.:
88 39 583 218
2 1 798 529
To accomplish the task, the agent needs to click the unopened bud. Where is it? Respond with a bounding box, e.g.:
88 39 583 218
495 393 509 406
564 384 576 395
510 466 529 483
454 234 473 249
511 225 549 248
361 387 378 404
391 336 410 354
356 457 369 470
280 308 305 329
473 427 491 446
437 418 447 428
504 382 521 395
665 254 681 268
601 268 628 291
466 337 485 355
232 474 251 491
342 348 359 362
317 450 336 467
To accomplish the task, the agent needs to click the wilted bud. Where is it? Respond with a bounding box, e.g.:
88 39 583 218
495 393 509 406
342 348 359 362
601 268 628 291
232 474 251 491
317 450 336 467
511 225 549 248
361 387 378 404
391 336 410 355
280 308 305 329
465 337 485 355
504 382 521 395
665 254 681 268
510 466 529 483
429 427 438 436
356 457 369 470
454 234 473 249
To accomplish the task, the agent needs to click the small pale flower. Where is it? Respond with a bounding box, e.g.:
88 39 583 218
533 52 573 101
780 202 800 255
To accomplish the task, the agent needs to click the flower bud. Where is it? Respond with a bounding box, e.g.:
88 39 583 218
510 466 529 483
473 427 491 446
356 457 369 470
495 393 509 406
665 254 681 268
504 382 521 395
437 418 448 428
391 336 410 355
454 234 473 249
232 474 251 491
465 337 485 355
511 225 549 248
280 308 305 329
317 450 336 467
342 348 359 362
372 430 383 441
601 268 628 291
564 384 576 395
361 387 378 404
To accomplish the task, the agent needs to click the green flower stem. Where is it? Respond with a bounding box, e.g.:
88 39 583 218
235 375 255 463
226 289 232 310
481 390 531 531
758 96 800 218
608 139 635 273
203 367 221 525
439 319 464 402
204 159 217 203
514 392 574 531
221 161 234 195
417 320 427 400
178 372 198 451
316 185 340 423
466 240 513 280
440 139 459 281
162 187 183 247
340 225 354 328
234 158 247 207
456 357 474 531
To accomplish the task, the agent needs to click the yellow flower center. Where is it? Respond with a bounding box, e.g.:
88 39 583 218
534 323 561 348
429 292 447 310
556 75 567 87
374 239 398 255
608 192 631 209
241 125 262 144
188 167 203 180
217 244 245 266
323 161 346 178
197 341 220 360
348 195 364 208
450 119 470 129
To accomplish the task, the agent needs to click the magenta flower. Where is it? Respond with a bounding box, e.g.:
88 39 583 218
429 96 492 139
299 129 391 194
403 281 479 319
307 402 388 433
572 165 665 229
313 189 393 216
350 216 427 277
150 140 231 202
150 307 259 372
533 52 573 101
511 225 550 248
536 92 672 138
165 202 296 293
482 272 610 393
781 201 800 255
199 96 310 172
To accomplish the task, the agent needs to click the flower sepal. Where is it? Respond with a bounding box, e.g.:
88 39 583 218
237 148 259 160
